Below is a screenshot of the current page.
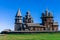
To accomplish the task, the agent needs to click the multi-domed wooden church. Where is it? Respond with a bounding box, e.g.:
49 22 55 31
14 9 58 32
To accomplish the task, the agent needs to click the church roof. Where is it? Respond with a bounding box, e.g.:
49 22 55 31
41 9 53 18
27 11 30 15
49 12 53 17
16 8 22 16
26 23 45 27
45 9 48 16
53 22 58 25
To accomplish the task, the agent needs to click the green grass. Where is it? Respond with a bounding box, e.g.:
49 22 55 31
0 33 60 40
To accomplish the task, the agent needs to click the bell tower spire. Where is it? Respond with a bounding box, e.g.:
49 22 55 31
16 8 22 16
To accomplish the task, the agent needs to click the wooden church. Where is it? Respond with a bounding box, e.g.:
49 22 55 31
14 9 58 32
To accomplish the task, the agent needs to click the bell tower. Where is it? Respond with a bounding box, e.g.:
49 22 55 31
15 9 22 31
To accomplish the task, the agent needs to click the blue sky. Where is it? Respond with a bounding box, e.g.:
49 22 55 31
0 0 60 32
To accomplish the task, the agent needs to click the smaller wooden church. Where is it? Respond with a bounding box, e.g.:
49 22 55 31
14 9 58 32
